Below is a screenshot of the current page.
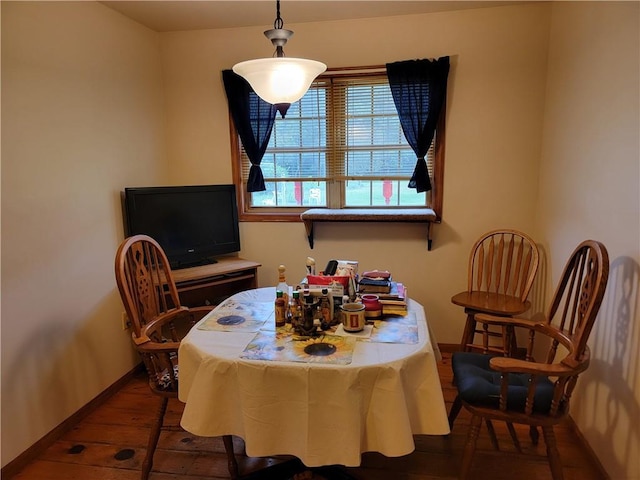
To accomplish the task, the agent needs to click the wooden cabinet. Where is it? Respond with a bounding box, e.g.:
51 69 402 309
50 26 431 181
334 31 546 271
171 257 261 307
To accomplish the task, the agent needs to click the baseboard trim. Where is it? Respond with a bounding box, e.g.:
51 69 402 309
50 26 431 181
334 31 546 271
438 343 462 353
566 416 610 480
1 363 143 480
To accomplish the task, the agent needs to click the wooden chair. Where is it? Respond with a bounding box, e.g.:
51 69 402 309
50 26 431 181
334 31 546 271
448 240 609 480
451 229 540 356
115 234 239 480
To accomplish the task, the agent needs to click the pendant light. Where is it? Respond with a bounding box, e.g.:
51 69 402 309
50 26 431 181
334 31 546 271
232 0 326 116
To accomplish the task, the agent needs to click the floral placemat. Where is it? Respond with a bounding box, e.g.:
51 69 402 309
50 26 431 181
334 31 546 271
365 311 418 344
240 330 356 364
197 299 273 332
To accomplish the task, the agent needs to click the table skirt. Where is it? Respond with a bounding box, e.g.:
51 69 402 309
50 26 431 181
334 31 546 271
178 288 450 467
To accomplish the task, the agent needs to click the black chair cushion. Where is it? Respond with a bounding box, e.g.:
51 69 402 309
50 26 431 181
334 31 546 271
452 352 555 413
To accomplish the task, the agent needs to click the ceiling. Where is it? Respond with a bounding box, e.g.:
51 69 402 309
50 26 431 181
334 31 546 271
100 1 523 32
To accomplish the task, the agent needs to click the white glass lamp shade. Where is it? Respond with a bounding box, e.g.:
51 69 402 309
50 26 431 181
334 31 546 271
233 57 327 104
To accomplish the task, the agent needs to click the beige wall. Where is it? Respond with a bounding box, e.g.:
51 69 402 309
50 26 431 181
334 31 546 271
537 3 640 479
2 1 638 477
160 3 550 345
1 2 167 466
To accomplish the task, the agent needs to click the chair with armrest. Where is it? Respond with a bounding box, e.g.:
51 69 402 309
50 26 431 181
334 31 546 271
115 234 238 480
451 229 540 356
448 240 609 480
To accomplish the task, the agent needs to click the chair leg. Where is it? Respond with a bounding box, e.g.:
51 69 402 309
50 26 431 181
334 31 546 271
529 425 540 445
506 422 522 452
460 415 482 480
542 426 564 480
482 323 491 354
448 395 463 429
142 396 168 480
223 435 239 480
505 325 520 357
485 419 499 451
461 313 476 351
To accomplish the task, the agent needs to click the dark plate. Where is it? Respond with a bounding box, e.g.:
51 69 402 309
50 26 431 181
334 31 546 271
217 315 246 326
304 342 337 356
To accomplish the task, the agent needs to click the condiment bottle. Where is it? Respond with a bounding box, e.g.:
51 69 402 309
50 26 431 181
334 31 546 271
302 295 316 334
290 290 302 329
277 265 290 307
319 288 332 326
274 290 286 327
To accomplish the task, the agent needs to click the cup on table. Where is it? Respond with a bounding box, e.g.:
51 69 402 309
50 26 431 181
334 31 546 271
361 294 382 319
341 302 365 332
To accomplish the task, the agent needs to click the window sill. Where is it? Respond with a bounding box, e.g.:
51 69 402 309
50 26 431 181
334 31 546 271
300 208 439 250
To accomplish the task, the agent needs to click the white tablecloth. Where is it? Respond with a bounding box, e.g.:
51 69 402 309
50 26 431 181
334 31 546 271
178 288 450 467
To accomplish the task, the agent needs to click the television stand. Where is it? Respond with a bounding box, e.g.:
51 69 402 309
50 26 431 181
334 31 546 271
170 257 261 307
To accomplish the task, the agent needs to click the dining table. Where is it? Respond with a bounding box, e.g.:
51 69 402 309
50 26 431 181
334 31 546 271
178 287 450 468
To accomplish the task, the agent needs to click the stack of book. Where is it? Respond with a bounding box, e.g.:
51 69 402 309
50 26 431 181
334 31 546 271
358 269 393 294
357 271 408 315
358 276 391 294
378 282 408 315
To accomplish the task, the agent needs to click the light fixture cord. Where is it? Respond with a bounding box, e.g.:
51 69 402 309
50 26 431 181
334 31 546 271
274 0 283 30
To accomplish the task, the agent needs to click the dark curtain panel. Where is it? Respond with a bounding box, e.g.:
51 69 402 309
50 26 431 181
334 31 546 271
222 70 277 192
386 57 450 193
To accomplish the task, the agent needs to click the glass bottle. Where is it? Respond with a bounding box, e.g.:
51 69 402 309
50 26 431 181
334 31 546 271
319 288 332 326
277 264 290 307
290 290 302 329
274 290 286 327
301 295 316 335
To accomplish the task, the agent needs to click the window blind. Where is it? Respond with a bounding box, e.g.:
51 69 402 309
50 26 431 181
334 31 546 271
239 69 436 208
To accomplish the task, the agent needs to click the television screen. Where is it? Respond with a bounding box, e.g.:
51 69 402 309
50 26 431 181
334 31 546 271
123 184 240 269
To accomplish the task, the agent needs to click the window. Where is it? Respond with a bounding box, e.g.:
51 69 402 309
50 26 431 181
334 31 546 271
230 67 445 221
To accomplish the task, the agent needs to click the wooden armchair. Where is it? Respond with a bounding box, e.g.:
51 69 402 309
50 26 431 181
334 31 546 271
448 240 609 480
451 229 540 356
115 234 238 480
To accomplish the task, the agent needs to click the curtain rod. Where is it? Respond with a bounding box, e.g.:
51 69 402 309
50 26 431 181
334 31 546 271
325 64 386 73
319 64 387 79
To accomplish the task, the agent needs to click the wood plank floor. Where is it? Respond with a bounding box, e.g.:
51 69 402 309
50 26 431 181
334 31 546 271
10 352 606 480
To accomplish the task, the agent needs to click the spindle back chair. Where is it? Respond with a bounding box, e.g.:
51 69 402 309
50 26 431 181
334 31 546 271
449 240 609 480
451 229 540 355
115 235 238 480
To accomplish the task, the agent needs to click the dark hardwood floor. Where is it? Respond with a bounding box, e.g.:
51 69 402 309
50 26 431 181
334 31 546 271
10 352 606 480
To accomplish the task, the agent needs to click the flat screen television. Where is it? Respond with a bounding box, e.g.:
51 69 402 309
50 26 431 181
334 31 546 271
123 184 240 269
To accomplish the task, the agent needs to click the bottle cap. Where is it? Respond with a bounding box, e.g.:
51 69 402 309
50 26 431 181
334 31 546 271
276 290 283 297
